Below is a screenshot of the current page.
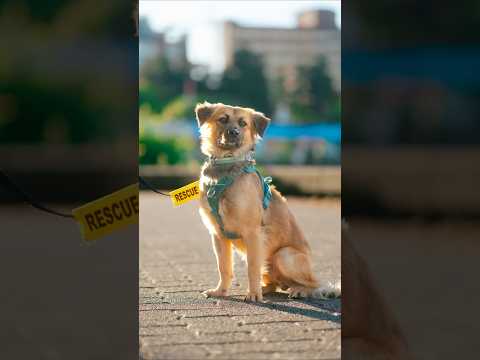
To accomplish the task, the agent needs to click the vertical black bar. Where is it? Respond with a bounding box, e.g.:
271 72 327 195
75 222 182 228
343 0 480 359
0 1 139 359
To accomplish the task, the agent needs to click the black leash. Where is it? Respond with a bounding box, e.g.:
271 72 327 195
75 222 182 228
0 169 170 219
138 176 170 197
0 169 74 218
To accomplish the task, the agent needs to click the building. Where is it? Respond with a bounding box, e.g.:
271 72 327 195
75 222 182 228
139 17 188 70
224 10 340 92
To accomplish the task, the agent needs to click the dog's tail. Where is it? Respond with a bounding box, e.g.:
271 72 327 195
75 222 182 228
312 280 341 299
311 218 344 299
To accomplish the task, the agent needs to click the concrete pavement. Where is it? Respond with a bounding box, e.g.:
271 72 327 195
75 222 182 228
140 193 341 360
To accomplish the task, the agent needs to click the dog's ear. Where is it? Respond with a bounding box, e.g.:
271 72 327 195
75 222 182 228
252 112 271 138
195 102 215 127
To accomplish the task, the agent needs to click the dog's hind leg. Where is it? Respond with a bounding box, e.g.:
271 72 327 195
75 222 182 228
271 246 319 297
261 272 277 295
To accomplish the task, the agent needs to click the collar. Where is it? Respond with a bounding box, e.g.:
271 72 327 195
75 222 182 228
207 150 256 167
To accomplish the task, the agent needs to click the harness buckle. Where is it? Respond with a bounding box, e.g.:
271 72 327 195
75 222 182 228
207 187 216 198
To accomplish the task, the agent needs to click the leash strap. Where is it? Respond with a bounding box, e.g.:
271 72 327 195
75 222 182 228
0 169 74 218
0 171 171 218
138 176 170 197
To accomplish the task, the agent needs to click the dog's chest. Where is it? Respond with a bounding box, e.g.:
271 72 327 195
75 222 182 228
199 172 244 216
199 168 257 241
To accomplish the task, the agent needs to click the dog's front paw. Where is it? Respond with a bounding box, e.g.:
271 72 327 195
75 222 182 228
202 288 228 298
244 290 263 302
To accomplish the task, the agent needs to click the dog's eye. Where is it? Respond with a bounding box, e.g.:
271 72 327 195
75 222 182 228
218 116 228 124
238 119 246 128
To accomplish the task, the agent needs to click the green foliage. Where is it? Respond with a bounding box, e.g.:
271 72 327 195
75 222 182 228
7 0 75 23
158 95 196 122
290 57 339 122
0 0 137 144
140 57 190 114
218 50 272 115
0 80 103 143
328 95 341 120
139 134 194 165
139 47 340 129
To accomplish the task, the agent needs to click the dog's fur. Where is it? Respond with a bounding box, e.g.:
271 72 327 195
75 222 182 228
195 101 339 302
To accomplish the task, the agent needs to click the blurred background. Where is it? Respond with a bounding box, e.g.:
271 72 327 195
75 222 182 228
139 0 341 196
0 1 138 359
343 1 480 216
0 0 138 201
342 1 480 359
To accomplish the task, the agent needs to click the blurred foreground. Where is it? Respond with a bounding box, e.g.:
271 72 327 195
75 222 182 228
0 205 137 359
348 218 480 359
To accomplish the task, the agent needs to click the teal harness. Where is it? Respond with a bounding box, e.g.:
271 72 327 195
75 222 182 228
204 161 272 239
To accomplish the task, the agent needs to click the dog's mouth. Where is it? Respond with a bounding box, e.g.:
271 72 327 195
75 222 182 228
217 137 241 149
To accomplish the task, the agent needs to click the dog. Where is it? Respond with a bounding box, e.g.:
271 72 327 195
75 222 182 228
195 101 340 302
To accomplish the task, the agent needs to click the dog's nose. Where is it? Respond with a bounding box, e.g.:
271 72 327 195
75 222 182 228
227 128 240 137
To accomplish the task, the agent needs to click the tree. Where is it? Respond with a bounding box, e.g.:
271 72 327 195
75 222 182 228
290 56 338 122
218 49 272 115
140 57 190 114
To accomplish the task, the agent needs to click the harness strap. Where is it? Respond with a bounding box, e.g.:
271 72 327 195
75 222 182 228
205 164 272 239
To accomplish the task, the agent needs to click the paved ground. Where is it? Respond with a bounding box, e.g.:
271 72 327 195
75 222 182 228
0 205 137 360
140 192 341 360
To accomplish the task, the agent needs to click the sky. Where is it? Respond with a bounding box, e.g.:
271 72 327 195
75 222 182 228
139 0 341 73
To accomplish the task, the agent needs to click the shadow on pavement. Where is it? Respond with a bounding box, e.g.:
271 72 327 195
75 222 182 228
224 293 341 324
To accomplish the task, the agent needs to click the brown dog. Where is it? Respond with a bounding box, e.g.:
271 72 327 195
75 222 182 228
195 101 339 302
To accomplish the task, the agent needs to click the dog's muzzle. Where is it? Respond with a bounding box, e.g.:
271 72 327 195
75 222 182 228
219 127 241 148
226 127 240 140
